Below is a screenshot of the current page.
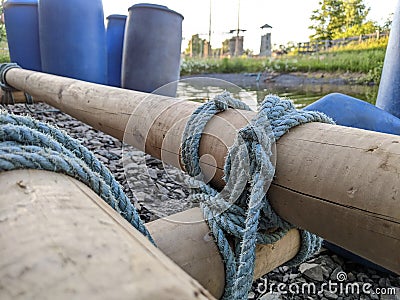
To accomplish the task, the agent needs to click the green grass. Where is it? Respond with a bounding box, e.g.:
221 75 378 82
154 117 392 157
0 52 10 63
180 38 388 84
181 48 386 75
0 39 10 63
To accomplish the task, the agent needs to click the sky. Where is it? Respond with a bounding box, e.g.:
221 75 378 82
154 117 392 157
103 0 397 54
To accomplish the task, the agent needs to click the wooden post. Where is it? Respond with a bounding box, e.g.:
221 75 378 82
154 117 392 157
324 40 329 51
0 170 215 300
3 68 400 274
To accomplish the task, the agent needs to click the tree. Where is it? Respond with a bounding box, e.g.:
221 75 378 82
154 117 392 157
309 0 371 41
343 0 370 28
334 21 377 38
0 2 6 42
309 0 345 41
380 13 393 32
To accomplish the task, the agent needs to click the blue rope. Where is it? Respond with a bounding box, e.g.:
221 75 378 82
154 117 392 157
181 92 335 300
0 112 154 243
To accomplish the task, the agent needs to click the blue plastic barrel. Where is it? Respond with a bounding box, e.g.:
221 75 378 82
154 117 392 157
106 14 127 87
375 0 400 118
304 93 400 135
3 0 41 71
39 0 107 84
122 4 184 97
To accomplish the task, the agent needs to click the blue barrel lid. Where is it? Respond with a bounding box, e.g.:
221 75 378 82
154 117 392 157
106 14 127 20
129 3 184 19
4 0 38 8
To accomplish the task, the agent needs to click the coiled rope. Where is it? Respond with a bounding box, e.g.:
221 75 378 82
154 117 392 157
0 112 154 243
181 92 335 300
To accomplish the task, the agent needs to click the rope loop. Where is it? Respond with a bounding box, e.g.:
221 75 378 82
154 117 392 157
0 62 21 92
181 92 334 300
0 63 35 107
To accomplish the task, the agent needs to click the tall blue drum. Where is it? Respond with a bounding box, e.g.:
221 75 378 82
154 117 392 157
39 0 107 84
4 0 41 71
122 4 183 97
106 14 127 87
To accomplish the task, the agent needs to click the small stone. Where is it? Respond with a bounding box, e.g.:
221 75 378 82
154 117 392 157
331 255 345 266
278 266 289 273
109 149 121 156
133 191 146 201
357 273 369 282
347 272 356 282
321 265 331 279
147 168 158 179
259 293 283 300
296 277 307 284
299 263 325 282
288 273 299 281
156 184 169 194
174 189 187 198
378 277 391 288
160 195 169 202
324 290 339 300
247 291 255 299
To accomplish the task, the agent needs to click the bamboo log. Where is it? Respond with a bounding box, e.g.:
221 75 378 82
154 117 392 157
0 169 215 300
147 209 300 298
4 68 400 274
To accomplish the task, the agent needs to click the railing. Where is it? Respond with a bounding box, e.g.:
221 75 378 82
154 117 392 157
296 31 389 54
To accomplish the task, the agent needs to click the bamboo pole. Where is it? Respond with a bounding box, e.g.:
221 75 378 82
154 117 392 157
0 169 215 300
147 209 300 298
3 68 400 274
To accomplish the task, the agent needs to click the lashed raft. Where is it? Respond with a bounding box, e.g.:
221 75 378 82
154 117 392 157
1 67 399 298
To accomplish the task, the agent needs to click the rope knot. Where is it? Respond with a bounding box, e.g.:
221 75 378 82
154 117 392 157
213 93 229 111
181 92 334 300
0 63 34 106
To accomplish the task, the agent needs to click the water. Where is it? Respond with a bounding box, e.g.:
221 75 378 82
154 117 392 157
178 75 379 109
247 83 378 109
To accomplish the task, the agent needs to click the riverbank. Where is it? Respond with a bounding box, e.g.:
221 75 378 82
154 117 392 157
181 40 387 85
182 71 369 89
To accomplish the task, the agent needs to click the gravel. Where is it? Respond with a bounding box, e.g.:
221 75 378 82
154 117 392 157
7 102 400 300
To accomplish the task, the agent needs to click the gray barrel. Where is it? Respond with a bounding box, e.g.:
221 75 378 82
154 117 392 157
122 4 183 97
